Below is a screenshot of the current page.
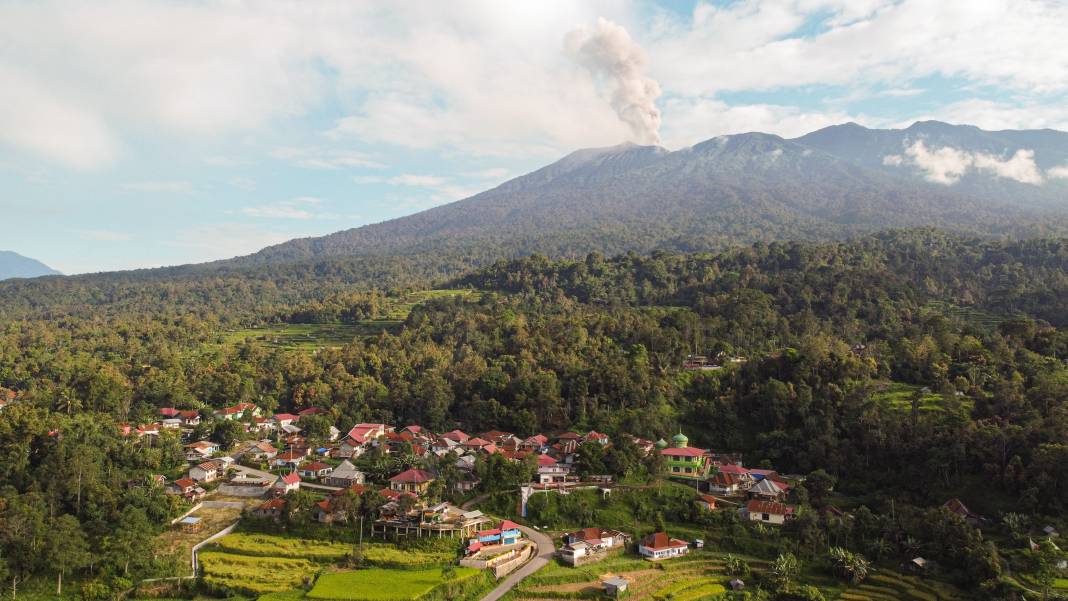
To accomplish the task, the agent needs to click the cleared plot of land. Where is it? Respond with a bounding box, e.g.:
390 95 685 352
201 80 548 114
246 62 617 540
157 504 243 560
306 567 480 600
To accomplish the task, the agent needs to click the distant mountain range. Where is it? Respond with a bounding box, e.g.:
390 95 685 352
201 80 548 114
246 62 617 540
0 251 60 281
235 120 1068 267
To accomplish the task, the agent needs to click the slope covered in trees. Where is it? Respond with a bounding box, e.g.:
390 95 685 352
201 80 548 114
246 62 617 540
2 230 1068 595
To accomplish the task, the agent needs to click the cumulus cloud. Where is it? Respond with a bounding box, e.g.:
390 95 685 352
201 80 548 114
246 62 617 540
659 96 858 148
1048 164 1068 180
883 140 1044 185
565 18 662 145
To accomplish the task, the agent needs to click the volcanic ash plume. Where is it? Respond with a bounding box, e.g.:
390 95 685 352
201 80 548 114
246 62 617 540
566 18 662 145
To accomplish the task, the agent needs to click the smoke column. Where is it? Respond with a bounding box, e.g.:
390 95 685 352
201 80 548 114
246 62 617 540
565 18 662 145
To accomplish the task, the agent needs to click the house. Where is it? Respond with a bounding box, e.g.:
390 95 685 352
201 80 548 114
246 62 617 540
660 433 711 480
214 402 261 420
249 441 278 461
583 430 610 445
440 429 470 444
253 498 287 520
463 437 492 452
346 423 389 444
638 532 690 560
729 579 745 591
275 449 308 468
454 471 481 493
273 472 301 495
520 434 548 452
943 498 987 526
401 425 424 436
707 472 743 495
160 418 182 429
748 478 788 500
431 437 460 454
273 413 300 427
740 499 794 525
477 520 523 547
603 577 629 597
185 440 220 459
324 460 365 488
559 528 629 566
538 465 571 485
298 461 333 480
189 460 221 483
389 468 436 495
695 494 719 511
716 464 755 488
167 478 205 501
179 410 201 426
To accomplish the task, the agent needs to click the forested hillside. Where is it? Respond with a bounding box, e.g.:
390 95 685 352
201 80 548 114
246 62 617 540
2 229 1068 596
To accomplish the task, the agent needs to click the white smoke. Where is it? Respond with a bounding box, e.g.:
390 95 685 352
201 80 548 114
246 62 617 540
883 140 1044 186
565 18 662 145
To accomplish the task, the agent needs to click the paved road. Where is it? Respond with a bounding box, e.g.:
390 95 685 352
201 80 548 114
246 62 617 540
230 463 275 481
479 525 555 601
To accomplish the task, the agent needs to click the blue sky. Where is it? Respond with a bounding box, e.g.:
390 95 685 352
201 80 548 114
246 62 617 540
2 0 1067 274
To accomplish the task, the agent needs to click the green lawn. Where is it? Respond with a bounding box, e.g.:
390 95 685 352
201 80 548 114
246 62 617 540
306 567 479 600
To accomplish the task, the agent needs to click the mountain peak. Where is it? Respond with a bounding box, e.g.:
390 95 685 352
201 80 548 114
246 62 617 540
0 250 61 281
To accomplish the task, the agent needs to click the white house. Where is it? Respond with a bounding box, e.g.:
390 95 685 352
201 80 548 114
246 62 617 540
638 532 690 560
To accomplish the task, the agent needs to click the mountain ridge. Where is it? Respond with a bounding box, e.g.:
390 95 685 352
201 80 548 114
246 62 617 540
236 120 1068 267
0 251 61 281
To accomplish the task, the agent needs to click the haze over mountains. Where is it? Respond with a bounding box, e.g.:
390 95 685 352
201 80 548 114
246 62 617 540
238 120 1068 267
0 251 61 281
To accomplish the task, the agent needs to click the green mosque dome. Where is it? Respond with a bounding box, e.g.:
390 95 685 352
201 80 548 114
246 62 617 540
655 438 669 449
672 432 689 446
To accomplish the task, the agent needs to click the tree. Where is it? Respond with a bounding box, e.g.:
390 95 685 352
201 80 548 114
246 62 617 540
724 554 750 577
102 507 155 576
441 562 456 582
45 514 90 595
771 553 801 589
829 547 870 585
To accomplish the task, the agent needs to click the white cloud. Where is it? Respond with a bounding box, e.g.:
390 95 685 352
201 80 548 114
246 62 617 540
77 229 132 242
120 180 193 192
659 96 859 148
1048 164 1068 180
650 0 1068 96
884 140 1044 185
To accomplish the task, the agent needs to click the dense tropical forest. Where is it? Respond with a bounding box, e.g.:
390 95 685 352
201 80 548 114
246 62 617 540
2 228 1068 598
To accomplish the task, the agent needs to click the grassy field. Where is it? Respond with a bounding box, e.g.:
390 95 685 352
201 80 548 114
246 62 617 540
199 550 319 595
306 567 480 600
220 289 479 351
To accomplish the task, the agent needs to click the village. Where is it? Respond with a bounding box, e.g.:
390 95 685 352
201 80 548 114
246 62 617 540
104 399 1030 601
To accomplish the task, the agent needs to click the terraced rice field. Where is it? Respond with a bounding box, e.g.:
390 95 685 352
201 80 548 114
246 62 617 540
837 570 964 601
199 550 319 595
